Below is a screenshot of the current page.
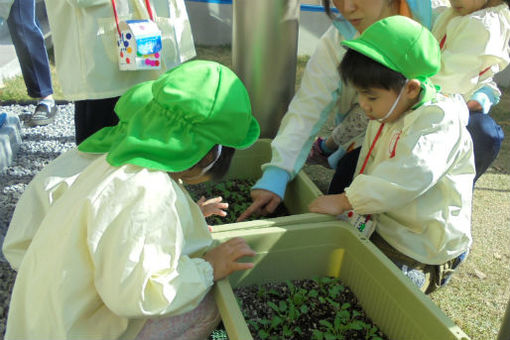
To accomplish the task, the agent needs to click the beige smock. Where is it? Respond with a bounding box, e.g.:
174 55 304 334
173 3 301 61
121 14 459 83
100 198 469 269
345 94 475 265
431 4 510 102
44 0 196 100
2 149 214 339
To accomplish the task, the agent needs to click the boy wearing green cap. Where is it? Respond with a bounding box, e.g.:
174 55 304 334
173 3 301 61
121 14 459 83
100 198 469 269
309 16 475 294
2 60 260 339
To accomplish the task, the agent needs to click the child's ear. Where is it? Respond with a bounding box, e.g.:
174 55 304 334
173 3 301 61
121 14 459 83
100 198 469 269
406 79 422 99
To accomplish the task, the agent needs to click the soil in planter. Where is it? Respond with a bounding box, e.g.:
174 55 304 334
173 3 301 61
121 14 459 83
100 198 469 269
185 179 289 224
234 276 388 340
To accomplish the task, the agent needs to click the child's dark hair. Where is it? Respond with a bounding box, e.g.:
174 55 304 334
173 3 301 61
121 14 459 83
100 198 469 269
194 145 235 181
339 48 407 92
322 0 335 19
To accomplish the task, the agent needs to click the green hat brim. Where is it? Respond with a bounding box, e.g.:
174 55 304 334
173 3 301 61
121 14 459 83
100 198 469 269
78 80 154 153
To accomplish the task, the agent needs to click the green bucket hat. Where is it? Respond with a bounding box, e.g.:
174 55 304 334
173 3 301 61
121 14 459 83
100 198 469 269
79 60 260 172
342 15 441 106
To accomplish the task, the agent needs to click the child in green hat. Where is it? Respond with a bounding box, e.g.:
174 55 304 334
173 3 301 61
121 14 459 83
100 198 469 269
2 60 260 339
309 16 475 294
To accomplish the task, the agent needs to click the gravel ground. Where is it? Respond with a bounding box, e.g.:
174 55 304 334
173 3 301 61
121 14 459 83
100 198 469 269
0 103 76 338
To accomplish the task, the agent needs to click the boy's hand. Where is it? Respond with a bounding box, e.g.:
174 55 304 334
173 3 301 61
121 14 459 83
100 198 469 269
308 193 352 216
466 100 483 113
203 237 256 281
197 196 228 218
237 189 281 222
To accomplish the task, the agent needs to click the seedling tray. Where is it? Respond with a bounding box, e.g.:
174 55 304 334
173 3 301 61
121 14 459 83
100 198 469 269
209 138 336 231
211 221 470 340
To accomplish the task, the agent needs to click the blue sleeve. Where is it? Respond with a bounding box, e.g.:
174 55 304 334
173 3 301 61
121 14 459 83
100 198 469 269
252 166 290 200
470 86 500 114
407 0 433 29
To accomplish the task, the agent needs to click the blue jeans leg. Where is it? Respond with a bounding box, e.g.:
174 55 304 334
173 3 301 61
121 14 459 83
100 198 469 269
6 0 53 98
466 112 504 183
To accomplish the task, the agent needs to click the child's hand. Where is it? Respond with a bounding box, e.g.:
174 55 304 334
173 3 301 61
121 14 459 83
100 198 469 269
197 196 229 218
237 189 281 221
309 193 352 216
203 237 256 281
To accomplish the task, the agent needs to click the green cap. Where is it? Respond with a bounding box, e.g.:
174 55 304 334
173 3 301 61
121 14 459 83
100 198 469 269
342 16 441 105
78 60 260 172
78 81 154 153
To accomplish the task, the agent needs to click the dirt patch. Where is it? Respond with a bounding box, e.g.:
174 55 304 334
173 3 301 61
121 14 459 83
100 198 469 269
186 179 289 224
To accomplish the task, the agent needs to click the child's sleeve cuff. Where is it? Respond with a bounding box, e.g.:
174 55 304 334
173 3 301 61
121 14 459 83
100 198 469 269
471 87 499 114
252 167 290 200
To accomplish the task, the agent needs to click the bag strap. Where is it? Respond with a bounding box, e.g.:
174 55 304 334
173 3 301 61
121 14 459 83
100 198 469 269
111 0 154 38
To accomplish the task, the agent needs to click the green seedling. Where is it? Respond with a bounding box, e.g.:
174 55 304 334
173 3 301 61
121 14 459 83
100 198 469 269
235 277 387 340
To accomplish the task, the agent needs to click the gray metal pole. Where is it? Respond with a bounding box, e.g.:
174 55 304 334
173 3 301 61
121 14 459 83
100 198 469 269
232 0 300 138
498 298 510 340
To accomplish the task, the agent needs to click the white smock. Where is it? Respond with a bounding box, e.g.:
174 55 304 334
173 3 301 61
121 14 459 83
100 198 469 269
2 149 214 339
345 94 475 265
44 0 196 100
431 4 510 102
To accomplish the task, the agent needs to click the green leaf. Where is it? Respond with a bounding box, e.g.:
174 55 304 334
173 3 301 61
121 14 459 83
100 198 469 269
258 319 271 326
312 330 324 340
268 289 279 296
283 325 293 337
271 316 282 328
293 293 305 306
336 309 350 322
326 297 340 309
319 319 333 329
247 320 260 330
267 301 279 312
334 313 343 329
288 304 298 320
258 329 269 339
346 320 366 331
300 304 308 314
324 333 337 340
308 289 319 298
279 300 288 312
329 284 342 298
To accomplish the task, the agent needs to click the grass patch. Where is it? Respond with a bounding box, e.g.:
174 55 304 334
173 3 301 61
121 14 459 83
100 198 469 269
0 49 64 102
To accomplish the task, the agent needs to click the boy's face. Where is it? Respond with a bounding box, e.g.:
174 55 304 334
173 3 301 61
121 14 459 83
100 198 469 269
332 0 395 33
355 86 405 123
449 0 488 15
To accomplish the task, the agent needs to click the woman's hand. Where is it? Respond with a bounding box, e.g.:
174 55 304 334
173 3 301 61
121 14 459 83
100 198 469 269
308 193 352 216
203 237 256 281
197 196 228 218
237 189 282 222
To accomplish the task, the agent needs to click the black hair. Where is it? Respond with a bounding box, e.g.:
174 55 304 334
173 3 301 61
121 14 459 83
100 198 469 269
322 0 335 19
339 48 407 92
194 145 235 182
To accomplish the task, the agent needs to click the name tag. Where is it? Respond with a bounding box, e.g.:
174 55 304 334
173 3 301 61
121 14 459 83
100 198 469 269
117 19 162 71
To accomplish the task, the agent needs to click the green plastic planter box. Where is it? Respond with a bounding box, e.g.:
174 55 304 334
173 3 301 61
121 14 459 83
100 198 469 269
211 221 470 340
210 138 336 232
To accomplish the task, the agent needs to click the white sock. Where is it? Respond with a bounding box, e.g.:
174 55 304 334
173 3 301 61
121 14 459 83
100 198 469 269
38 98 55 109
